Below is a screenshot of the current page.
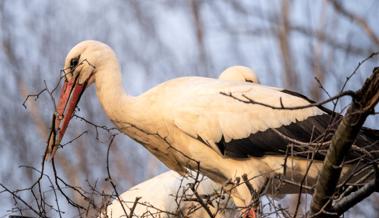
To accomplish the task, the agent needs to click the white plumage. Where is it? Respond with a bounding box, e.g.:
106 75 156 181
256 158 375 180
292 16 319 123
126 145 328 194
48 41 377 213
219 66 259 84
103 171 237 218
103 66 258 218
169 78 321 146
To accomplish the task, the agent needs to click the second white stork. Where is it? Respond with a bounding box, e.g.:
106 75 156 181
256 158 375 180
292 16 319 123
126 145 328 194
219 66 259 84
103 170 237 218
46 40 379 212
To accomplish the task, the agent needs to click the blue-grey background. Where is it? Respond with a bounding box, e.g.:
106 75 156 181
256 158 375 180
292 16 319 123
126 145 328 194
0 0 378 217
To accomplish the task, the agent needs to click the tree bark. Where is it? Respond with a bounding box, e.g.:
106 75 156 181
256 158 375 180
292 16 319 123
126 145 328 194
310 67 379 217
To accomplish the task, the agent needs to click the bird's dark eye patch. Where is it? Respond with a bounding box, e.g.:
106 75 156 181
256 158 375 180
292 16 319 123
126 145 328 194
70 56 80 69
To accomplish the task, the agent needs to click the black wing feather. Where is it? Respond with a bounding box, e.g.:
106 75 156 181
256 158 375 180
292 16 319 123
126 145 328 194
216 89 379 161
216 114 336 159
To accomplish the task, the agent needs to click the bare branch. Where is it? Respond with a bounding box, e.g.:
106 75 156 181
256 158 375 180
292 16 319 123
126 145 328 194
328 0 379 46
220 90 355 111
310 67 379 217
334 175 378 214
105 135 129 218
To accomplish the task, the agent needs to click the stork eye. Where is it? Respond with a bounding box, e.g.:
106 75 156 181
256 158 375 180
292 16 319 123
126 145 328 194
70 56 80 69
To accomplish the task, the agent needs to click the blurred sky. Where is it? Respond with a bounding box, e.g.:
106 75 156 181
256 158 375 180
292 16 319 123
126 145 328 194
0 0 378 217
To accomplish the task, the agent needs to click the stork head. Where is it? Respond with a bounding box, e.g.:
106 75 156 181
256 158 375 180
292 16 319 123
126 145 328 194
219 66 259 84
45 40 113 160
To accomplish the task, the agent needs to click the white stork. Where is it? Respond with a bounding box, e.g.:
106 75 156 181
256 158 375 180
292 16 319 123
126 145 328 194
103 66 258 218
218 66 259 84
46 40 379 214
103 171 237 218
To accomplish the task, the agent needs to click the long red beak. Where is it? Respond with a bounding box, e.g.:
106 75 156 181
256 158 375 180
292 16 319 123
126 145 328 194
45 75 87 160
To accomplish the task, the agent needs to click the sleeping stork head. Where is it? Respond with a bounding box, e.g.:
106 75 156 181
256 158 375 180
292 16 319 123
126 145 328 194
219 66 259 84
45 40 114 160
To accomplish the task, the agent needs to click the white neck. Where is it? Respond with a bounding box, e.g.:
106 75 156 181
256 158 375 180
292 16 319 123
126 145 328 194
94 55 137 124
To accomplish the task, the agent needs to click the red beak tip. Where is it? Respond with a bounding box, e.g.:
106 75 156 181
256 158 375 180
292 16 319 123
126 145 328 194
45 78 87 161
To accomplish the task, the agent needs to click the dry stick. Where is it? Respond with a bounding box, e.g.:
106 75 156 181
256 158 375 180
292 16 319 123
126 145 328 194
22 85 48 109
189 165 215 218
173 176 187 217
129 197 142 218
51 158 86 210
4 83 61 217
333 179 377 214
241 174 260 216
310 67 379 217
221 52 378 113
20 165 64 218
17 63 97 216
337 52 379 105
220 90 355 111
0 183 41 216
333 167 377 212
105 134 129 218
190 183 215 218
0 117 55 217
74 114 118 133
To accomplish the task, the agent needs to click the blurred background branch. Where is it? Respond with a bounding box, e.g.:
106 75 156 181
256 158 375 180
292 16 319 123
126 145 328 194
0 0 378 217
